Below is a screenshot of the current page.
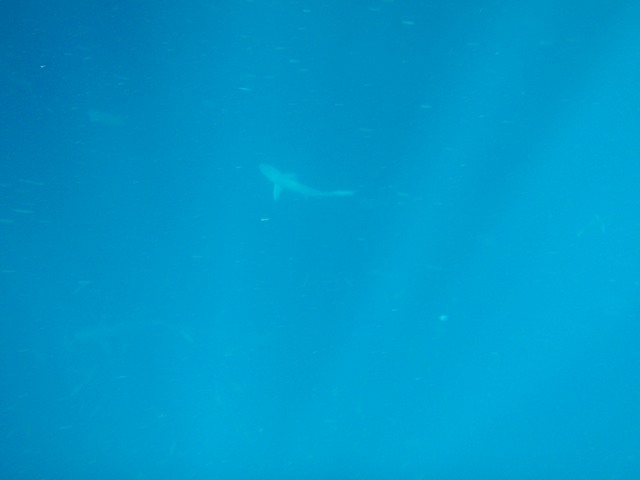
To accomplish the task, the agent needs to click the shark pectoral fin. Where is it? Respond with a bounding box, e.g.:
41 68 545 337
273 184 283 201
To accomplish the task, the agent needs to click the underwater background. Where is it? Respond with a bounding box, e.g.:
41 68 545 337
1 1 639 478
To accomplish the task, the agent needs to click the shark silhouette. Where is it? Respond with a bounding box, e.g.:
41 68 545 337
259 163 354 201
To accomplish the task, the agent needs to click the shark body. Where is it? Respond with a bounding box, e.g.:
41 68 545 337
259 163 354 201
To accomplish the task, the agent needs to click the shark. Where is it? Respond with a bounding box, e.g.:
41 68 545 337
259 163 355 201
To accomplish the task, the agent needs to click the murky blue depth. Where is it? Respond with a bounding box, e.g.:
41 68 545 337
1 1 639 478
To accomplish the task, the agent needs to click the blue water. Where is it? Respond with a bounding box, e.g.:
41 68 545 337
1 1 639 478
